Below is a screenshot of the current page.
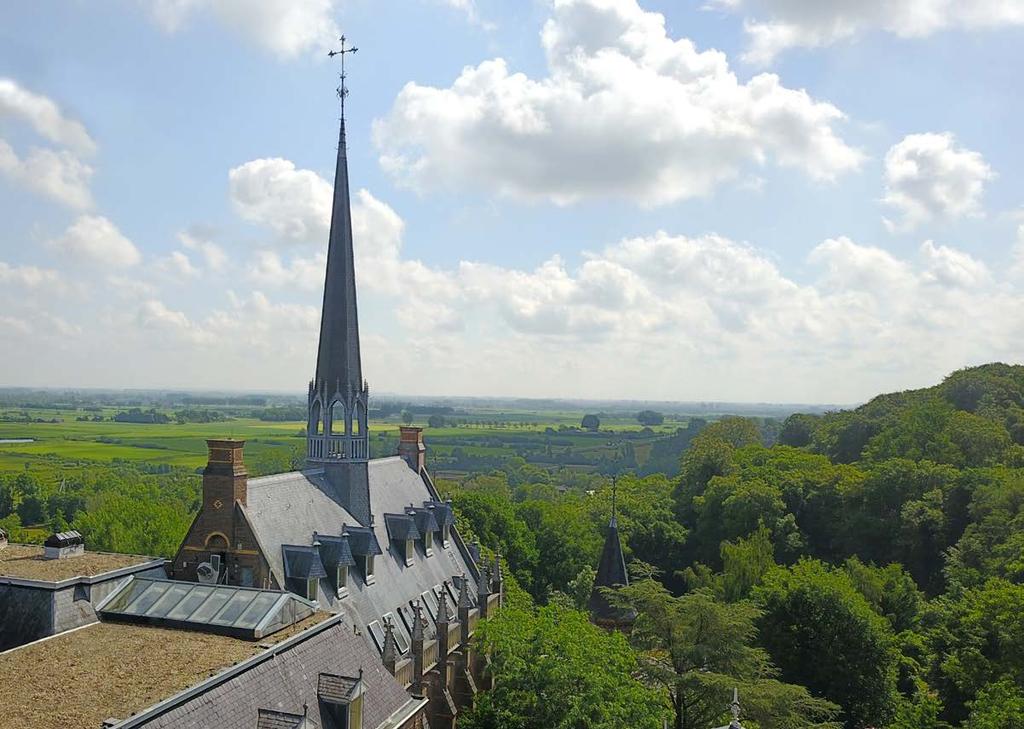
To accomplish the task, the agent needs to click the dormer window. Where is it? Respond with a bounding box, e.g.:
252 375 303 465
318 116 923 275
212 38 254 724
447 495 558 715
441 523 450 547
342 525 381 587
336 564 349 598
318 672 365 729
306 576 318 602
424 529 434 555
405 538 415 567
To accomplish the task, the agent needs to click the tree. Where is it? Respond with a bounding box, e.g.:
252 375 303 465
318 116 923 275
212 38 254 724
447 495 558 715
637 410 665 426
965 679 1024 728
463 601 668 729
926 579 1024 722
427 414 446 428
616 578 839 729
581 414 600 431
778 413 819 447
401 410 414 425
754 559 898 728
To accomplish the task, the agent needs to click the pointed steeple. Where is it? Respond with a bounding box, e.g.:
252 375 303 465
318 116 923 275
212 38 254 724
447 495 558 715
307 39 371 523
589 480 635 629
314 87 362 399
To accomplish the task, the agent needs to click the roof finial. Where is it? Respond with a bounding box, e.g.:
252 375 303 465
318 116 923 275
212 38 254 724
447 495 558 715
328 35 359 119
610 477 618 525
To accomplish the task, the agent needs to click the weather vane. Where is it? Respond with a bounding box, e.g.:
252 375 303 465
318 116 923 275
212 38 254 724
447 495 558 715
328 35 359 111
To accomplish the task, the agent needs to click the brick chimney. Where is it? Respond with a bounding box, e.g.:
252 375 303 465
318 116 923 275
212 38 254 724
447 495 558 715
398 426 426 472
203 439 248 510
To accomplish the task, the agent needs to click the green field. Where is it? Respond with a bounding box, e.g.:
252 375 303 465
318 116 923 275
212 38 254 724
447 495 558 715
0 403 705 486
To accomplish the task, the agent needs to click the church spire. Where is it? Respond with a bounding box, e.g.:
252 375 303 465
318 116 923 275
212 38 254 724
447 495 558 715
589 479 635 630
307 38 372 522
314 35 363 403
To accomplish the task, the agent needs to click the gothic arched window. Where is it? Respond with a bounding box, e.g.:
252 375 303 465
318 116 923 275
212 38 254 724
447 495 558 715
330 400 347 435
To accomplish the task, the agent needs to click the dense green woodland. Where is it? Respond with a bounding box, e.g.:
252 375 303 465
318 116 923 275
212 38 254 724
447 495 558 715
4 364 1024 727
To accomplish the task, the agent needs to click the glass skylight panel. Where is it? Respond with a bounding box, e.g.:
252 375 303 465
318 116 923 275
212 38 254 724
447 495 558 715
210 590 254 626
233 592 280 628
123 580 171 615
166 584 214 620
102 577 151 612
191 588 233 622
99 577 315 639
146 582 193 619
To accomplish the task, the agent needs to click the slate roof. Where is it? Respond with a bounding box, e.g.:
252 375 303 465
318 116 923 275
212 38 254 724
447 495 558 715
256 708 319 729
239 458 481 654
424 500 454 529
383 513 420 543
283 545 328 580
314 105 362 396
315 534 356 569
406 507 439 537
317 672 362 704
344 524 383 557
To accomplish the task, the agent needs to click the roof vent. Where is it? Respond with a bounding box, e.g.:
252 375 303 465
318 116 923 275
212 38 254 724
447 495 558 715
197 553 222 584
43 530 84 560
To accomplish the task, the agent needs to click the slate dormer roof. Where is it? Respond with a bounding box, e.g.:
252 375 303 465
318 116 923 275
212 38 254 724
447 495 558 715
383 513 421 544
424 500 454 529
318 672 363 705
342 525 382 557
282 545 328 581
315 533 356 570
405 507 439 537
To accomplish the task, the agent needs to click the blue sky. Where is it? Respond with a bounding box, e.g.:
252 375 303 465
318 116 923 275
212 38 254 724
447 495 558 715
1 0 1022 403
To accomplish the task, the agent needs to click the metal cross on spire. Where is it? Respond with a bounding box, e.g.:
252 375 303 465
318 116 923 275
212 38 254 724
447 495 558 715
328 35 358 117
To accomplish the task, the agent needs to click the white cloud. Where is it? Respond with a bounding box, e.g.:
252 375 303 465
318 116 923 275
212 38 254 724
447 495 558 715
179 231 227 272
47 215 142 268
0 261 61 288
882 132 993 231
0 78 96 155
157 250 201 279
373 0 862 207
148 0 340 59
229 158 332 242
0 140 94 209
712 0 1024 65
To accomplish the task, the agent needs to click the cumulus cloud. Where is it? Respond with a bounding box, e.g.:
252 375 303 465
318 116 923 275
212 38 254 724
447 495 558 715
0 80 96 209
0 261 61 288
156 250 201 279
220 155 1022 400
712 0 1024 65
0 78 96 155
47 215 142 268
0 140 94 209
229 158 332 242
373 0 862 206
882 132 993 231
148 0 340 58
179 231 227 272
